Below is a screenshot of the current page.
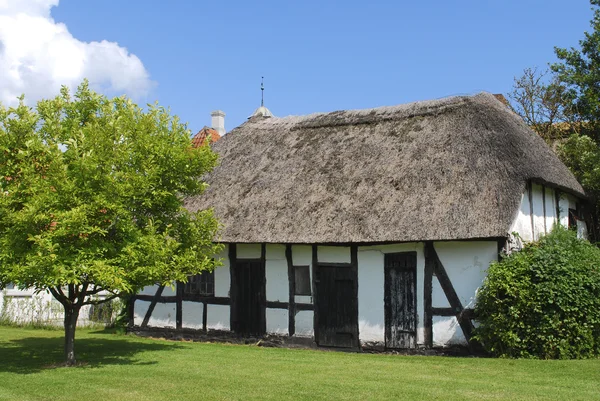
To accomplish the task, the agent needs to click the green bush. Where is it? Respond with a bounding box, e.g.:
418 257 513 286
474 226 600 359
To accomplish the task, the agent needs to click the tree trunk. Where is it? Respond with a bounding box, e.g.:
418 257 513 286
63 305 80 366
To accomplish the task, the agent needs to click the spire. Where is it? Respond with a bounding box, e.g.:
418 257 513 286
249 76 274 119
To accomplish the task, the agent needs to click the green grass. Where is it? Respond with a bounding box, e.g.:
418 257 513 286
0 326 598 401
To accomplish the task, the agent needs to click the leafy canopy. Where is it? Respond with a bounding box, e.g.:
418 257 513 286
0 81 222 298
474 227 600 359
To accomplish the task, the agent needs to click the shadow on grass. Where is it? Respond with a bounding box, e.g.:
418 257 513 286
0 333 184 374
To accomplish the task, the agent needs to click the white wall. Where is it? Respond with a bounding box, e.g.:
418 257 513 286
357 243 424 344
510 184 585 242
1 288 117 327
432 241 497 346
131 240 499 348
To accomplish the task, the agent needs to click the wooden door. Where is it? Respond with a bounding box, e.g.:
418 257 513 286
231 259 266 335
315 264 358 348
384 252 417 348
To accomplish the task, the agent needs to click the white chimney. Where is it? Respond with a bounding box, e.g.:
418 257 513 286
211 110 226 136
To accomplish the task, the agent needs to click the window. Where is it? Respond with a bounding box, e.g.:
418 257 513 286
5 283 14 290
184 271 214 296
294 265 311 296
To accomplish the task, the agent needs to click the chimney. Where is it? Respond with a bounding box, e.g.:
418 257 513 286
211 110 226 136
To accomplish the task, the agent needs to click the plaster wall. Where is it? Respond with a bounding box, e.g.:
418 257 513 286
295 310 314 336
357 243 424 344
214 245 230 297
432 241 497 346
265 244 288 302
0 289 116 327
182 301 203 329
532 183 546 240
510 185 578 242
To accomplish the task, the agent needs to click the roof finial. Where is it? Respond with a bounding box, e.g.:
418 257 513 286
261 76 264 107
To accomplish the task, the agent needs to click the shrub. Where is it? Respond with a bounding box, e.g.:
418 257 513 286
474 226 600 359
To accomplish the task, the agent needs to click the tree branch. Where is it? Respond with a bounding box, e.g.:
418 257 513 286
49 286 69 307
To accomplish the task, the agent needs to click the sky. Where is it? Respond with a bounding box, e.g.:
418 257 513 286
0 0 595 134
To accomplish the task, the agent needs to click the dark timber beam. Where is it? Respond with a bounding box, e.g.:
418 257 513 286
528 181 535 239
555 189 561 226
423 242 434 348
176 282 183 330
202 302 208 332
260 243 267 334
311 244 319 342
127 295 136 328
141 285 165 328
286 244 296 336
350 244 360 350
228 244 238 333
542 184 547 234
135 294 231 305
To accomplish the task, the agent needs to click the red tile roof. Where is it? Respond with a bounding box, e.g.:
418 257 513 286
191 127 221 147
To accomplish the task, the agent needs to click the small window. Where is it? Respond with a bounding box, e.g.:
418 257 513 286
184 271 214 296
294 265 311 296
5 283 14 290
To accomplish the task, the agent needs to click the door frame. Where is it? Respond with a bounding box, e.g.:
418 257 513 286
229 244 266 335
312 245 360 349
384 251 418 349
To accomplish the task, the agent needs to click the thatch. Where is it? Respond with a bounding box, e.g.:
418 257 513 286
186 93 584 244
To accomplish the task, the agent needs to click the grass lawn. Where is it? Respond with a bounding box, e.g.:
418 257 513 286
0 326 598 400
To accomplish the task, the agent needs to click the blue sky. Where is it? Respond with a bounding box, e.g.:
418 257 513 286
2 1 595 134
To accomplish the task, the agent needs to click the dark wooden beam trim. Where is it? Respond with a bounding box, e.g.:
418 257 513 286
265 301 314 311
497 238 506 262
316 262 352 268
136 294 176 303
217 236 509 248
236 258 263 263
260 243 267 335
542 184 547 234
423 242 434 348
429 244 476 346
202 302 208 332
555 189 561 226
350 244 360 350
528 181 535 239
176 282 183 330
311 244 319 343
432 307 474 319
141 285 165 328
286 244 296 336
127 295 136 328
229 243 237 333
135 294 231 305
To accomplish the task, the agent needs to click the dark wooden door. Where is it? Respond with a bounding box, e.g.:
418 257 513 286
231 259 266 335
315 264 358 348
384 252 417 349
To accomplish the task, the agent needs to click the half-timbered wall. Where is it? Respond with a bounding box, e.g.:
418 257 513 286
431 241 497 346
132 240 499 347
510 183 584 242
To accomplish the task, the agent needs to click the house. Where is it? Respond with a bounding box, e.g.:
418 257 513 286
132 93 586 349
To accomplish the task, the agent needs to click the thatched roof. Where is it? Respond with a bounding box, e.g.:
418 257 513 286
186 93 584 244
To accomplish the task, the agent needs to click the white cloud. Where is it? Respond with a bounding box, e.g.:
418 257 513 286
0 0 153 106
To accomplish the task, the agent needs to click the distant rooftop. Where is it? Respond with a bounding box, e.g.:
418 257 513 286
191 127 220 147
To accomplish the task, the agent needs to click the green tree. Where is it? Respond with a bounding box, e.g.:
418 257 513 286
0 82 222 365
509 1 600 237
552 0 600 142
